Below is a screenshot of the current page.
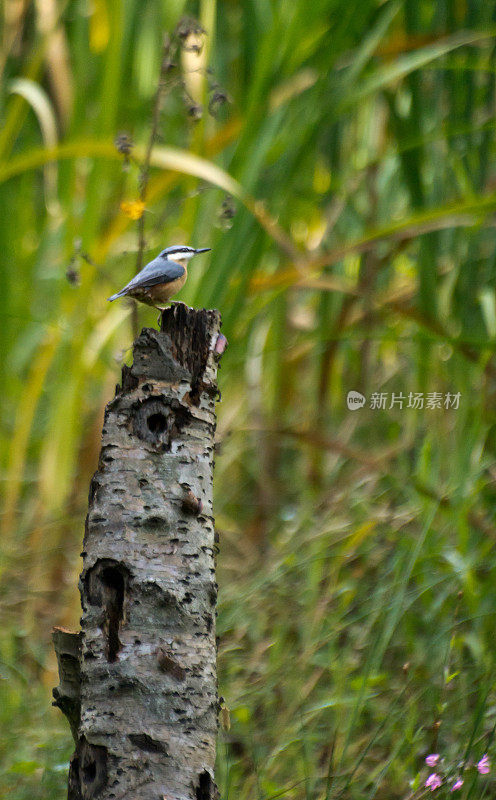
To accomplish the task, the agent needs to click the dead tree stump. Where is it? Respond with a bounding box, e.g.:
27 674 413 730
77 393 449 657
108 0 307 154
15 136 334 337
53 304 223 800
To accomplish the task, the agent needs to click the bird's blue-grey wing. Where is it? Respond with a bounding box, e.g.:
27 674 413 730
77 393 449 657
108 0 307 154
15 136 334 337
108 258 185 300
131 259 185 288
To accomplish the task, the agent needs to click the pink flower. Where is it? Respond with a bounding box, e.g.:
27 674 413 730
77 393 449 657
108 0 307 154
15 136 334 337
477 754 490 774
451 779 464 791
425 773 442 791
426 754 440 767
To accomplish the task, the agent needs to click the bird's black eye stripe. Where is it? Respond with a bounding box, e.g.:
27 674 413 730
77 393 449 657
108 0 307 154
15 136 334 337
160 246 193 258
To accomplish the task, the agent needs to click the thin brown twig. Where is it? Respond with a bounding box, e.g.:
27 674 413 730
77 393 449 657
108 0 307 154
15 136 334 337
132 33 176 337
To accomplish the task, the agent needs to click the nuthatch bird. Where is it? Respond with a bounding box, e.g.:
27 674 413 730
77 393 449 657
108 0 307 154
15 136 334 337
107 245 211 308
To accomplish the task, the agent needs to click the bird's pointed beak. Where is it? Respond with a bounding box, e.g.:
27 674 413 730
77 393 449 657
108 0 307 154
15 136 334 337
195 248 211 254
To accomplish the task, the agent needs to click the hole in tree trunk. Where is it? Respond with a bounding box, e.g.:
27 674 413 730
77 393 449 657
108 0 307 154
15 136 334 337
132 396 192 449
76 737 107 797
147 412 167 434
100 567 125 662
196 770 214 799
82 759 96 783
132 397 171 447
86 560 128 662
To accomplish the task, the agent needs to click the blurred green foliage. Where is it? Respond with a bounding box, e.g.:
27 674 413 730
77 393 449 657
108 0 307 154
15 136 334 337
1 0 496 797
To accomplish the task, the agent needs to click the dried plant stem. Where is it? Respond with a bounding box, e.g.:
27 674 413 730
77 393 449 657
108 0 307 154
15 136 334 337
132 34 176 338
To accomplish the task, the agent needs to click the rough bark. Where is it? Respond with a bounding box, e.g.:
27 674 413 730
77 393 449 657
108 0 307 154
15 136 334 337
54 303 223 800
52 627 82 743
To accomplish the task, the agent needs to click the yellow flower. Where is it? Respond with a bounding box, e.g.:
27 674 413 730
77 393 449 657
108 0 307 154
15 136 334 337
120 200 145 220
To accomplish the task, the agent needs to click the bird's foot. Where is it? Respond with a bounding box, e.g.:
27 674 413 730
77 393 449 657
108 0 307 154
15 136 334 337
155 306 165 327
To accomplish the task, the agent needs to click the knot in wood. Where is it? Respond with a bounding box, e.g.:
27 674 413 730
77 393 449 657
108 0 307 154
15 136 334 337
181 489 203 516
132 396 191 449
70 737 107 800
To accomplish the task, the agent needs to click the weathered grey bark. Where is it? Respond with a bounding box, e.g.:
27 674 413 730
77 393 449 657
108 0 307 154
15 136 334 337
53 303 223 800
52 627 82 743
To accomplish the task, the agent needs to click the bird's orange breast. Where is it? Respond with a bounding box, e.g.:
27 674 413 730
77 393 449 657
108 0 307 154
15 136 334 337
128 267 187 307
